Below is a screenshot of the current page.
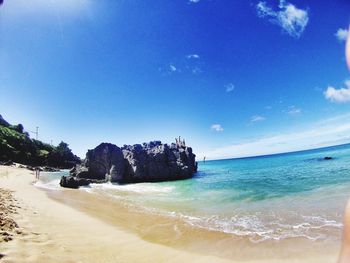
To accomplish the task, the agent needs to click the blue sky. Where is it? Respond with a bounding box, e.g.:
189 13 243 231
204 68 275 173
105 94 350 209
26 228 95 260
1 0 350 160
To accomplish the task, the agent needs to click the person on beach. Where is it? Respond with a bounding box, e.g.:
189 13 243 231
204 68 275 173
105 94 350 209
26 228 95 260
35 168 40 180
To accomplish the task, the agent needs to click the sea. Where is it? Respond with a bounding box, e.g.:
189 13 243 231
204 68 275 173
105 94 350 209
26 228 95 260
35 143 350 243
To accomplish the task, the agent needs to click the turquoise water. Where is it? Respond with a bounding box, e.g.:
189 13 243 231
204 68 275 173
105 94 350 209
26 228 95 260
37 144 350 243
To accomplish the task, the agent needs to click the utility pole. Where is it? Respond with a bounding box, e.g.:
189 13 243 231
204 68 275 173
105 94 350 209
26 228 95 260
30 126 39 140
35 126 39 140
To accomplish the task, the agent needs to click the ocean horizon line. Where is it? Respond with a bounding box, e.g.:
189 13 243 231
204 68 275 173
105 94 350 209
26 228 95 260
201 142 350 163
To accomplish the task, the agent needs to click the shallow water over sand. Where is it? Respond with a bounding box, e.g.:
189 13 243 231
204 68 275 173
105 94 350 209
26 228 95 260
38 144 350 244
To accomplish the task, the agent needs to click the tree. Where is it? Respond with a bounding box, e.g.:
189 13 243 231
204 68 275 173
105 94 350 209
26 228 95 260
47 141 80 168
14 124 24 133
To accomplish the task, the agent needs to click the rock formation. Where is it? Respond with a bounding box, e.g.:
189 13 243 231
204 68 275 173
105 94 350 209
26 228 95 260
70 143 125 181
323 156 333 160
59 176 90 189
61 140 198 188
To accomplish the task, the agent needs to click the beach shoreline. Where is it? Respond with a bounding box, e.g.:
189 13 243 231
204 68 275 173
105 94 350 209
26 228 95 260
0 165 341 262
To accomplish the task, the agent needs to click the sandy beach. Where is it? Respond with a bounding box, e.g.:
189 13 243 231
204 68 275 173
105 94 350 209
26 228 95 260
0 165 341 263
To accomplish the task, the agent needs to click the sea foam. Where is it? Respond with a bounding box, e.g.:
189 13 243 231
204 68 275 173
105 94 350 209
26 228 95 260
32 143 350 243
88 182 175 194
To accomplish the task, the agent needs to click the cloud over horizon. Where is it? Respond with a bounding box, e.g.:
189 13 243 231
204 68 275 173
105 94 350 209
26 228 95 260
202 113 350 160
325 80 350 103
256 0 309 38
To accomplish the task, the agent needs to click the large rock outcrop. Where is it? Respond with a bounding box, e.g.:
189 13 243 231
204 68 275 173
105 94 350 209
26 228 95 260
70 143 125 181
121 141 197 183
63 140 197 188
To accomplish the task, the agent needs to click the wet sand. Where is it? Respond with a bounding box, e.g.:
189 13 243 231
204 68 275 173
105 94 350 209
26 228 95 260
0 165 341 262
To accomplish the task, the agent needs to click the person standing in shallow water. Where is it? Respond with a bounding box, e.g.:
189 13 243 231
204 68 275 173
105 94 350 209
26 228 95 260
35 168 40 180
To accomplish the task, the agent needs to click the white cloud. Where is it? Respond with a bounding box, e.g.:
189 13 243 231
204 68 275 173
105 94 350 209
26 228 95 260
187 54 200 59
169 64 177 72
324 80 350 103
201 112 350 160
335 28 349 42
287 106 301 115
159 63 181 75
186 54 202 74
225 83 235 93
256 0 309 38
191 66 202 75
161 60 202 75
211 124 224 132
251 115 266 122
189 0 200 3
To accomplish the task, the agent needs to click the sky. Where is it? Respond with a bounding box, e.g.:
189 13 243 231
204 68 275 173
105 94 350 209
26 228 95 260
0 0 350 160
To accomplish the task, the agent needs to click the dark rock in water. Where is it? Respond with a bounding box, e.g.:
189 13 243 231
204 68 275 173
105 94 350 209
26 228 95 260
324 157 333 160
59 176 90 189
60 175 106 189
60 176 79 189
61 140 198 188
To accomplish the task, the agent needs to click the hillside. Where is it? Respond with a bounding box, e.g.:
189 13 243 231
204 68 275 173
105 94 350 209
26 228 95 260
0 114 80 168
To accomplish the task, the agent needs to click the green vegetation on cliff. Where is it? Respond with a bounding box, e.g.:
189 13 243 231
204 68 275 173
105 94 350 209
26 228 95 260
0 114 80 168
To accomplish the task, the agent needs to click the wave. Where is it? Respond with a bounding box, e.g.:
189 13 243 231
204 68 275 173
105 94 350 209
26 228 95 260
34 177 61 190
33 171 68 190
172 213 343 243
33 170 345 244
88 182 176 194
83 185 344 243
